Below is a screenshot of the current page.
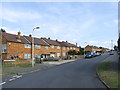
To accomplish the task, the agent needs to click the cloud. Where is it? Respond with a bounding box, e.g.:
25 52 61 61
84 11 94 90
87 40 117 49
0 8 41 23
104 19 118 26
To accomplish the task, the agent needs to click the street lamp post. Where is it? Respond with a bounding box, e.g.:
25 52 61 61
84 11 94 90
84 42 87 57
111 40 113 51
32 26 40 67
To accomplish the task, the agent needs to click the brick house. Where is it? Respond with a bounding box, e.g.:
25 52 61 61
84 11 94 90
2 32 80 60
56 40 79 56
85 45 102 52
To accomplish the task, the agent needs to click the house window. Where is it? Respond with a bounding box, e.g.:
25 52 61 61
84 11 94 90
70 47 72 49
51 45 54 48
57 46 60 49
57 53 60 57
63 47 66 50
45 46 48 49
24 54 31 59
25 44 31 48
63 53 66 56
67 47 69 50
36 45 41 49
2 44 7 53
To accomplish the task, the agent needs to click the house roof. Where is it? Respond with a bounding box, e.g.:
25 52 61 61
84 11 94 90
2 32 48 45
42 38 60 46
2 32 30 44
57 41 77 47
2 32 78 47
23 36 48 46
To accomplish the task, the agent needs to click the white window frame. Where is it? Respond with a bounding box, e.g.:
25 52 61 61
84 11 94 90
45 46 49 49
25 44 31 48
24 54 31 59
36 45 41 49
57 46 60 49
63 47 66 50
2 44 7 53
57 53 60 57
63 53 66 56
51 45 54 49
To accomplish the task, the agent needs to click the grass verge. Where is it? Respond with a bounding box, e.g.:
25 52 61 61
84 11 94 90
0 72 19 76
97 61 118 88
1 63 41 70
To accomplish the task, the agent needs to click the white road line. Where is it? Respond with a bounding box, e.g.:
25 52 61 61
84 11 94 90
16 75 22 78
9 78 16 81
0 82 6 85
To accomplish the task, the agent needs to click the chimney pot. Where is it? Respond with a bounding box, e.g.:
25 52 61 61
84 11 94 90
29 34 32 37
76 43 77 46
48 37 50 39
17 32 21 40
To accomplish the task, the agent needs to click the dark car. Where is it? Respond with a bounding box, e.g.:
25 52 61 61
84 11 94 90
118 51 120 55
85 52 93 58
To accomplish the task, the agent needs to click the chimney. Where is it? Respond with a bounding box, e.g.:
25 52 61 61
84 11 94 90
76 43 77 46
29 34 32 37
48 37 50 40
56 39 58 41
66 41 68 43
17 32 21 40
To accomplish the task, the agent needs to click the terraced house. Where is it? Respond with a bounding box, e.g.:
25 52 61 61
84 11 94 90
2 32 79 60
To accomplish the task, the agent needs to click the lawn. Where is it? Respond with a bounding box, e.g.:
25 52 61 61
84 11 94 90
97 61 118 88
1 61 41 70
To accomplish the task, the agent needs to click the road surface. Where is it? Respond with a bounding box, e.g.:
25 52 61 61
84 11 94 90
3 54 109 88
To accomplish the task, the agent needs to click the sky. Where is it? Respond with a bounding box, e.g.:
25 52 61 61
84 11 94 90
0 2 118 49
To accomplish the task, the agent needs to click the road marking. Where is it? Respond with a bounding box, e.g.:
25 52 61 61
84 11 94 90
0 82 6 85
16 75 22 78
9 78 16 81
13 75 22 78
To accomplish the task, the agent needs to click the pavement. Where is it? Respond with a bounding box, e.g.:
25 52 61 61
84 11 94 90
2 54 110 88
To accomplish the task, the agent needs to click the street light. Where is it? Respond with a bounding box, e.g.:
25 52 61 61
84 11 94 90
32 26 40 67
84 42 87 57
0 28 3 61
111 40 113 51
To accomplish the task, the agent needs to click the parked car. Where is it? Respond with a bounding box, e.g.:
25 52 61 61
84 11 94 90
85 52 93 58
109 51 114 55
92 52 96 57
96 52 101 56
118 51 120 55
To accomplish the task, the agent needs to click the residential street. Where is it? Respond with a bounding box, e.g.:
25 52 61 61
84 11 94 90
3 54 109 88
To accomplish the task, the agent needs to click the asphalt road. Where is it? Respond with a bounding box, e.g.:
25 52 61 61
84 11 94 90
3 54 109 88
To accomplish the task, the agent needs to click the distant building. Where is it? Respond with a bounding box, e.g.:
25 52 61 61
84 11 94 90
84 45 109 52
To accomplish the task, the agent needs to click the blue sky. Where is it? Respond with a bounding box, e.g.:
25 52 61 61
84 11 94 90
0 2 118 49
